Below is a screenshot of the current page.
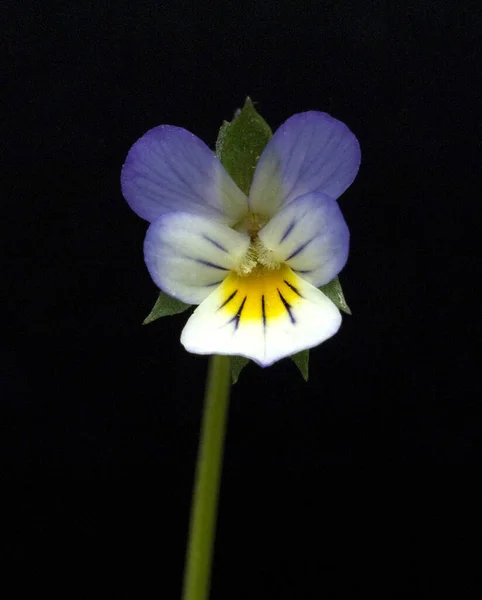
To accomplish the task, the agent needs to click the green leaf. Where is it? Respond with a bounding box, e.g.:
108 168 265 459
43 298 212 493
143 290 191 324
215 97 273 194
319 276 352 315
290 350 310 381
230 356 250 384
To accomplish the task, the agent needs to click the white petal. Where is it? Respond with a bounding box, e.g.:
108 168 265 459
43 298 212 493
181 264 342 367
258 193 349 287
144 212 250 304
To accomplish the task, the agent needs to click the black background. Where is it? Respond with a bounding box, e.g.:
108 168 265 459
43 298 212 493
4 0 482 596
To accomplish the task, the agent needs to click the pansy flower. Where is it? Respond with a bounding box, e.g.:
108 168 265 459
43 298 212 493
121 111 360 367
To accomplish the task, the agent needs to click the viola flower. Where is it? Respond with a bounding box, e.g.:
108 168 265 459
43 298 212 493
121 112 360 367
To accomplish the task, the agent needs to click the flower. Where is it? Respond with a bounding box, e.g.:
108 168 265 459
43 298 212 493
121 111 360 367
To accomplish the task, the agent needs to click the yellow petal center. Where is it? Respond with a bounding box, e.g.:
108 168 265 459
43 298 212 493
218 263 302 324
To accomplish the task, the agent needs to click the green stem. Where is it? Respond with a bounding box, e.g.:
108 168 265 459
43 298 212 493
182 355 232 600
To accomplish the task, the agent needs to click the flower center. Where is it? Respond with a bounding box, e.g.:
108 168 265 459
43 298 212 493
233 212 279 276
234 211 269 237
218 263 300 324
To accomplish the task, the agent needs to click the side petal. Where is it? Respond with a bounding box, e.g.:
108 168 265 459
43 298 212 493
258 193 349 287
144 212 250 304
249 111 360 216
181 264 342 367
121 125 248 223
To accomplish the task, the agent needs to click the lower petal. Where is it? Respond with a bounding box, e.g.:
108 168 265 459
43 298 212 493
180 264 342 367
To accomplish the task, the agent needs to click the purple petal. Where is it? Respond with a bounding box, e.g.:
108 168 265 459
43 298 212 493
121 125 248 223
258 192 349 287
249 112 361 216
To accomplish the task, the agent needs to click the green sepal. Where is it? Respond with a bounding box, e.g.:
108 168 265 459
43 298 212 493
230 355 250 384
215 97 272 194
290 350 310 381
215 97 272 382
143 290 191 324
319 276 352 315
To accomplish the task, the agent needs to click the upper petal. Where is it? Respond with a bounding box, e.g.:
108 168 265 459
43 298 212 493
248 112 360 216
258 192 349 287
144 212 250 304
121 125 248 224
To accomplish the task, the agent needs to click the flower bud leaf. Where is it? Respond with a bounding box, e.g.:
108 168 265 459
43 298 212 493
319 276 352 315
143 290 191 324
230 355 250 384
215 97 273 195
290 350 310 381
